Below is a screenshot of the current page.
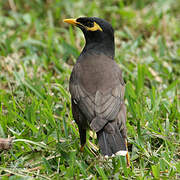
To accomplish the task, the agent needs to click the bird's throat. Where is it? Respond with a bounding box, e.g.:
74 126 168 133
82 42 115 59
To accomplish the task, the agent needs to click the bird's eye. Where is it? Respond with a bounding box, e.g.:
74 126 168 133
85 21 94 27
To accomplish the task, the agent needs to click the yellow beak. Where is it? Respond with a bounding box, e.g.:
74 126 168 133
63 18 77 25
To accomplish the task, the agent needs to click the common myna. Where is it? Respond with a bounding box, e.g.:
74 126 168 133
64 17 129 164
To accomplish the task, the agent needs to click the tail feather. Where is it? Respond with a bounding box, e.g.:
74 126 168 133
97 128 127 156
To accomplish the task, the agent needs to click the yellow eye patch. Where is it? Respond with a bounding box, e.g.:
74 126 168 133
86 22 103 32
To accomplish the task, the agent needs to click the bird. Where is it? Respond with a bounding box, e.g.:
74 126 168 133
63 17 129 165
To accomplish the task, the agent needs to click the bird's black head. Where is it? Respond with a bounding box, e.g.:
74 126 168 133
64 17 115 59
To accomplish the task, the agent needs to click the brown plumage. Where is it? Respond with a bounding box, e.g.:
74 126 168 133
64 17 129 160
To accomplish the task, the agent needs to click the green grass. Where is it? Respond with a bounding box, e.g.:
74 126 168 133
0 0 180 179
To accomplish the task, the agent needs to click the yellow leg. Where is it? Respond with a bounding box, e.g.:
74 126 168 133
80 144 85 152
126 140 130 167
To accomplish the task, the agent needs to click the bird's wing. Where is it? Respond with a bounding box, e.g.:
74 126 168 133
69 63 125 132
90 83 125 132
70 67 95 121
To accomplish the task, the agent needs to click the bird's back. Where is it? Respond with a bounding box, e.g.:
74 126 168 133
75 52 123 95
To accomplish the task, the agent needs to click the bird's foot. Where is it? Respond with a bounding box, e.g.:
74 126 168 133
126 152 130 167
80 145 85 152
125 140 130 167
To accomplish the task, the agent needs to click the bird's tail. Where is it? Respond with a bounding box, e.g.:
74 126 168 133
97 126 127 156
